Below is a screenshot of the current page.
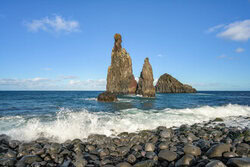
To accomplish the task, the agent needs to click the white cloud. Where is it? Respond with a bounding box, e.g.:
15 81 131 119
235 47 245 53
208 19 250 41
69 79 106 90
0 77 106 90
207 24 225 33
60 75 78 79
217 54 233 60
157 54 163 57
25 15 80 33
43 67 52 71
217 54 227 59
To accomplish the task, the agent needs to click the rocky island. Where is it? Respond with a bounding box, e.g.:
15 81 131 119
98 34 197 101
155 73 196 93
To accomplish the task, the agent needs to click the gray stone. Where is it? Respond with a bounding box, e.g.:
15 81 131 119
145 143 155 152
184 144 201 156
205 160 226 167
236 143 249 156
127 154 136 163
206 143 230 158
116 162 132 167
158 150 177 161
227 157 250 167
158 142 169 150
133 160 155 167
0 158 16 166
175 154 194 167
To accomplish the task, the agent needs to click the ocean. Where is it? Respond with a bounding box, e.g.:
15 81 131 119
0 91 250 143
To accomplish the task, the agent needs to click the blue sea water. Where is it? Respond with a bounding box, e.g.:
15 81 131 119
0 91 250 142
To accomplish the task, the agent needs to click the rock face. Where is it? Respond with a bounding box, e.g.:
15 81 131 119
97 92 117 102
106 33 137 94
136 58 155 97
155 73 196 93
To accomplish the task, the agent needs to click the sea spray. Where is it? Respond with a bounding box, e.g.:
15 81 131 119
1 104 250 142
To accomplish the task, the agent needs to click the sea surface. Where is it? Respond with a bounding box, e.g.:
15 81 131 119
0 91 250 142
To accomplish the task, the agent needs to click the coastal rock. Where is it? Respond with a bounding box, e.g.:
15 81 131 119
206 143 231 158
175 154 194 167
227 157 250 167
158 150 177 161
155 73 196 93
205 160 226 167
136 58 155 97
97 91 117 102
183 144 201 156
106 33 137 94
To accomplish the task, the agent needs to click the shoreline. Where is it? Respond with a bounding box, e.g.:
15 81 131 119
0 117 250 166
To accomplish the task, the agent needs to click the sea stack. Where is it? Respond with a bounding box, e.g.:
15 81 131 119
106 33 137 94
155 73 196 93
136 58 156 97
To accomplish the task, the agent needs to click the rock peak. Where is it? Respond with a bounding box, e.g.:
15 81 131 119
113 33 122 52
136 58 155 97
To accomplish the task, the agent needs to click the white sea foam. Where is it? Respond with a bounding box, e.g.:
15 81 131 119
82 98 97 101
0 104 250 142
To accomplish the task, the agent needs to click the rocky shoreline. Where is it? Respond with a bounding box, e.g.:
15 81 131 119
0 117 250 167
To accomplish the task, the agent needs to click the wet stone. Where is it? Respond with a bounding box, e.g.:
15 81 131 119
183 144 201 156
160 129 172 138
158 150 177 162
206 143 230 158
133 160 155 167
145 143 155 152
175 154 194 167
236 143 249 156
116 162 132 167
158 142 169 150
0 158 17 166
223 152 238 158
205 160 227 167
227 157 250 167
127 154 136 163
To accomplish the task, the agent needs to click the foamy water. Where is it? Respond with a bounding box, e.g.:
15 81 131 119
1 104 250 142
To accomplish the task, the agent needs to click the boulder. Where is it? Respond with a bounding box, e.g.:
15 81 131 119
106 33 137 94
227 157 250 167
158 150 177 161
206 143 231 158
136 58 155 97
97 92 117 102
155 73 196 93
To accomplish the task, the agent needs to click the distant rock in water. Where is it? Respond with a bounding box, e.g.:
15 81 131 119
97 91 117 102
136 58 156 97
106 33 137 94
155 73 196 93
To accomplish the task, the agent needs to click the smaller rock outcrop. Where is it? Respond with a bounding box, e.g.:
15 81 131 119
155 73 196 93
136 58 155 97
97 92 117 102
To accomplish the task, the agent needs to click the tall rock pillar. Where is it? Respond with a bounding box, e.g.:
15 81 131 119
106 33 137 94
136 58 156 97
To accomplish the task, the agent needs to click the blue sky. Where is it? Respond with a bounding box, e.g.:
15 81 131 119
0 0 250 90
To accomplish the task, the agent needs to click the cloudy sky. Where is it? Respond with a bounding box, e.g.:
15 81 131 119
0 0 250 90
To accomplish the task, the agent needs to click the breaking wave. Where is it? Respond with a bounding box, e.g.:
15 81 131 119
0 104 250 142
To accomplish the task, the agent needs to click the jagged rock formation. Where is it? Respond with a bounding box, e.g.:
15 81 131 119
136 58 156 97
97 91 117 102
155 73 196 93
106 33 137 94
